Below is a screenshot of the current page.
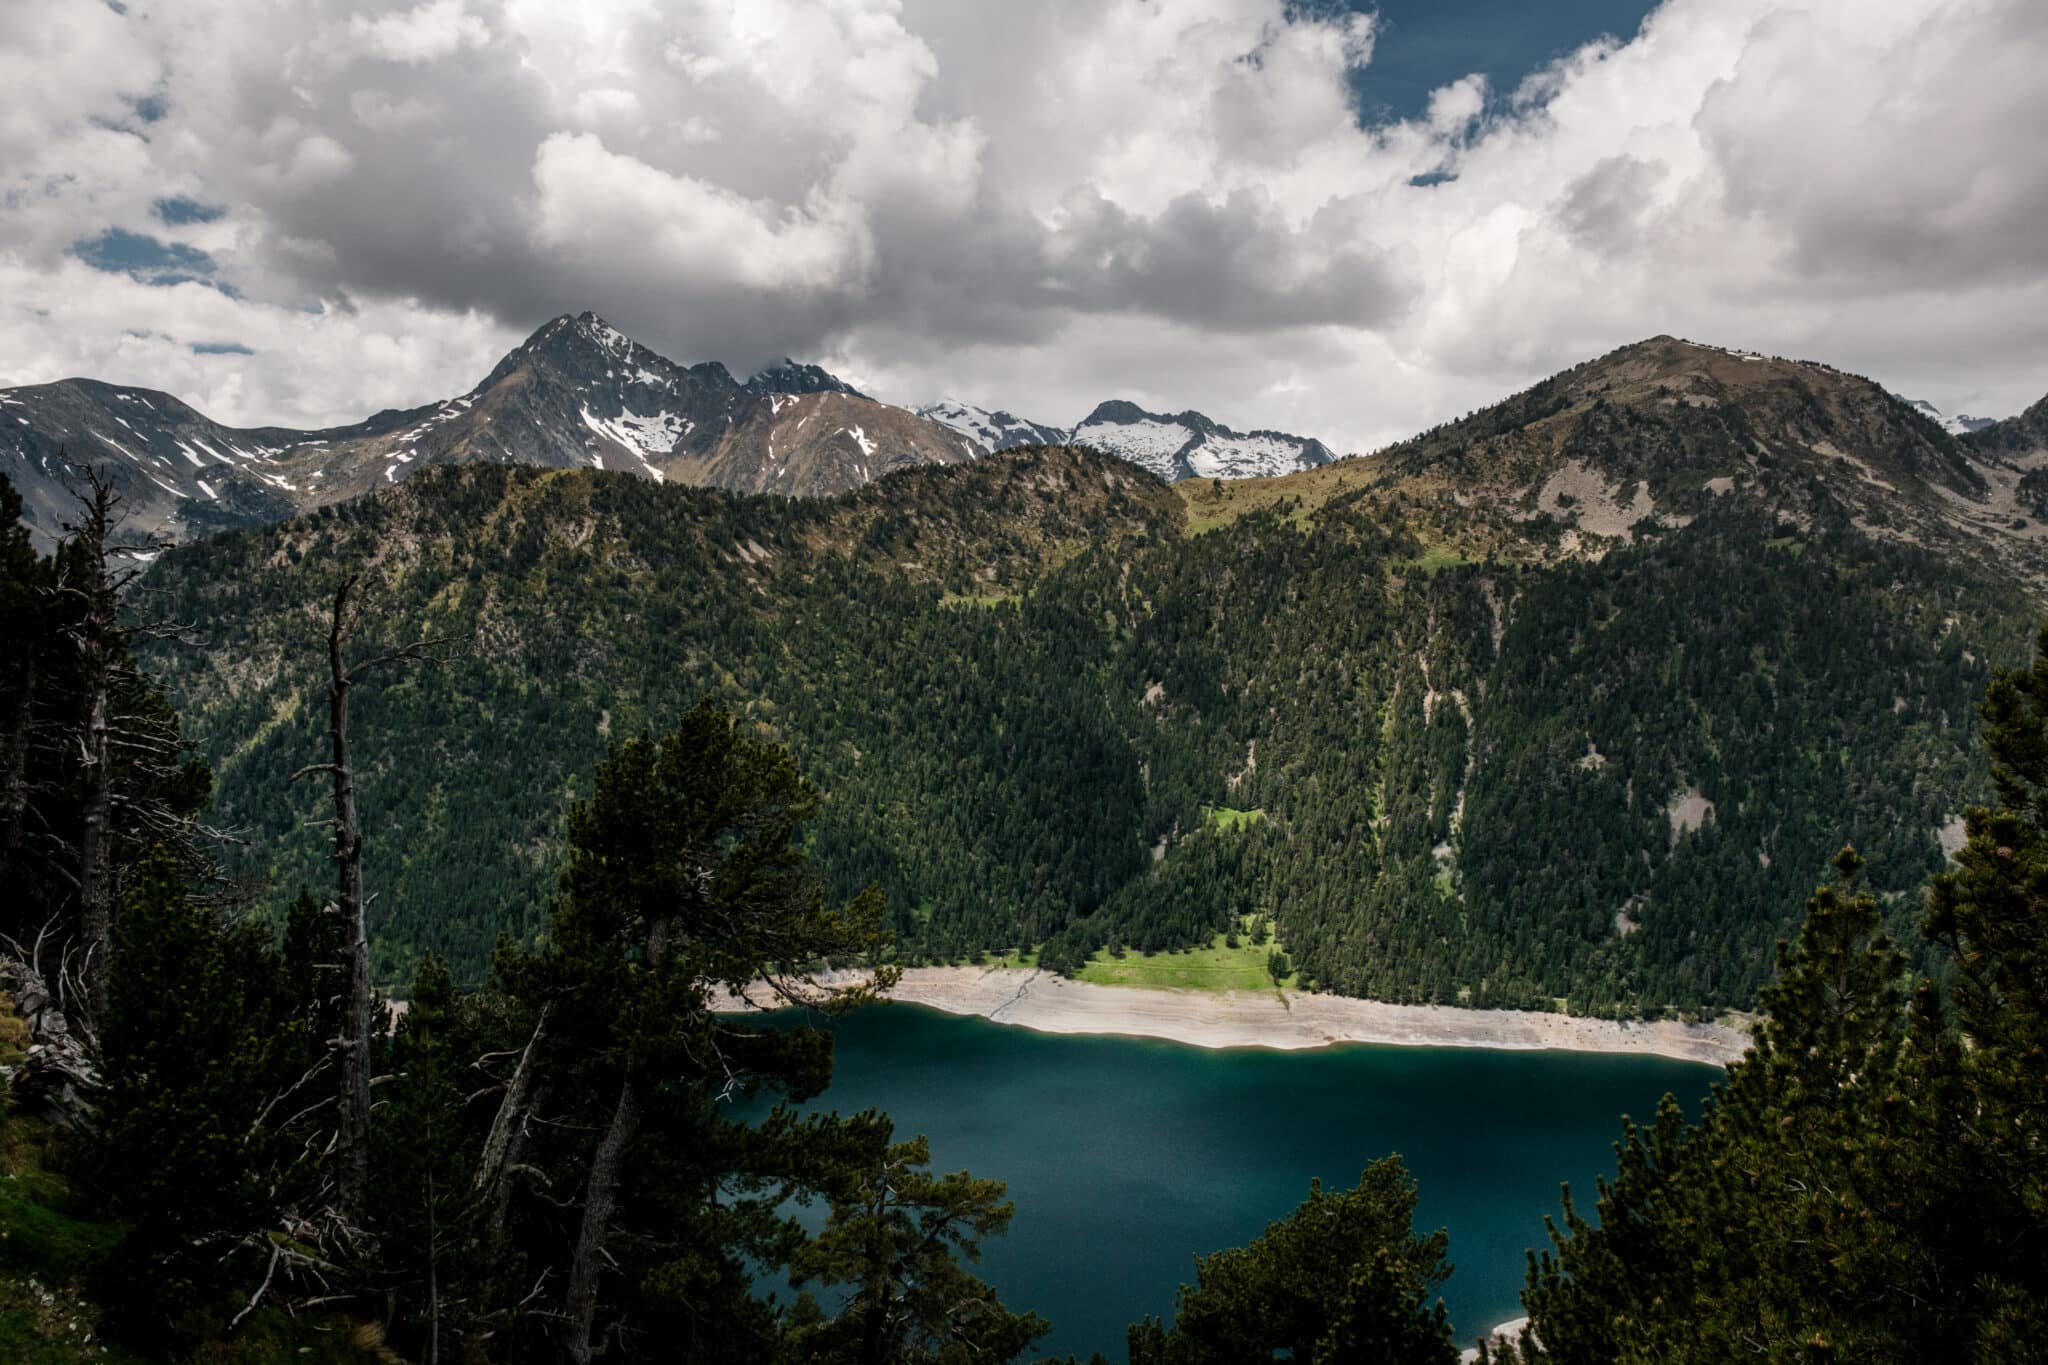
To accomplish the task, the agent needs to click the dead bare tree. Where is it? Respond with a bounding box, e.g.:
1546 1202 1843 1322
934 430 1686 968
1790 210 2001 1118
44 468 193 1020
473 1001 551 1240
293 573 445 1227
0 626 35 873
35 467 223 1026
68 475 120 1021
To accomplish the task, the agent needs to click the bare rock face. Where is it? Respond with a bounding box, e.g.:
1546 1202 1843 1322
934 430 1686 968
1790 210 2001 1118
0 956 99 1130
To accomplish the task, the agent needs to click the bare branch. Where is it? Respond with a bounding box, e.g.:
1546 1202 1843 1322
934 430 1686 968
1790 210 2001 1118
227 1240 283 1333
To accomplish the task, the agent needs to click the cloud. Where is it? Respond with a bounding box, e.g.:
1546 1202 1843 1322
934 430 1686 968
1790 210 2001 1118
531 132 873 295
349 0 490 63
0 0 2043 448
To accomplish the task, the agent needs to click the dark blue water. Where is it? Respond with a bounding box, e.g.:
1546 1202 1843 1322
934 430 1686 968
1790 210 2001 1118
741 1003 1718 1359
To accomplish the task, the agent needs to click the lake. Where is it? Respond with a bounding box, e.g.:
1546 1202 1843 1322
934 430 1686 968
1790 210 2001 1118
743 1002 1720 1359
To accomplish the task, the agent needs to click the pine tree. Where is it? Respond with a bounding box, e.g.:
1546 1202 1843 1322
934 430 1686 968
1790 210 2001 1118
478 699 900 1361
785 1129 1049 1363
368 956 478 1363
1129 1157 1457 1365
91 848 308 1347
1923 625 2048 1352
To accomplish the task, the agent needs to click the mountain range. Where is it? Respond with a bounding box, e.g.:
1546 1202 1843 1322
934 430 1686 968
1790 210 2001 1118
132 333 2048 1017
0 313 1336 545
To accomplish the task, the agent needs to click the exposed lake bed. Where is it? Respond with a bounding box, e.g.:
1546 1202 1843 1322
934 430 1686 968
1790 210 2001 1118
721 965 1752 1064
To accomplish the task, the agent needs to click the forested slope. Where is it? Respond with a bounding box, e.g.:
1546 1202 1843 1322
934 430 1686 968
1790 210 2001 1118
141 424 2031 1015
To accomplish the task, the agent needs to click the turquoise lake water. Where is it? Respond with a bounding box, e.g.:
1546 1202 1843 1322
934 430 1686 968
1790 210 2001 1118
744 1002 1720 1360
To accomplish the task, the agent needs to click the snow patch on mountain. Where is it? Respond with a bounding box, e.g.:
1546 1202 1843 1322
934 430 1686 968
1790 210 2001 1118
916 401 1067 453
1908 398 1999 436
580 406 689 480
1075 416 1194 478
1186 432 1315 480
1069 401 1334 482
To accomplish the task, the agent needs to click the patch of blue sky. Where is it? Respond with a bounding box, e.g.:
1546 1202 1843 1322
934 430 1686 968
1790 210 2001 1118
155 196 226 225
1341 0 1659 125
71 227 239 296
74 227 214 277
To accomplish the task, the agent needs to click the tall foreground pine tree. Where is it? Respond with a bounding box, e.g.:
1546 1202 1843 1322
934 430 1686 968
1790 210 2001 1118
0 471 210 1025
1924 627 2048 1352
92 849 323 1344
1494 629 2048 1363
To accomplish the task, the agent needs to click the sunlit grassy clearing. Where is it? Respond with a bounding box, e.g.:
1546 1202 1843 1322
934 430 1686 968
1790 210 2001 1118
1202 804 1265 831
1078 923 1295 995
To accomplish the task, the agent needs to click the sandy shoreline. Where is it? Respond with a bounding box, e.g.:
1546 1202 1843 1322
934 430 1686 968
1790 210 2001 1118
715 965 1750 1067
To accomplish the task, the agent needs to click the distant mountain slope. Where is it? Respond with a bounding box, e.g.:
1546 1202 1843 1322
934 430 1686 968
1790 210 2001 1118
1069 400 1335 481
137 387 2036 1016
0 313 973 543
1965 389 2048 456
1183 336 2048 588
0 378 306 540
1963 387 2048 518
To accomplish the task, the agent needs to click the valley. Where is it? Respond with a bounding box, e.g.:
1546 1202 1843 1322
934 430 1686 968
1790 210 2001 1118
124 335 2046 1021
6 326 2046 1362
11 2 2048 1355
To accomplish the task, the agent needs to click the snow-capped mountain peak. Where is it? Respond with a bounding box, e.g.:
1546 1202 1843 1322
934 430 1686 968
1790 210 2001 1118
748 357 867 399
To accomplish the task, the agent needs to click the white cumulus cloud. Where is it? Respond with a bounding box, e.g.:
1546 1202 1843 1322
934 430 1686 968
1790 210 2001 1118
0 0 2041 448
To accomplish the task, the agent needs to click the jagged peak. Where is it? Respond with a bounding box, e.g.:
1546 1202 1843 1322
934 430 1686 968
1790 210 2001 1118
745 356 865 400
1077 399 1165 427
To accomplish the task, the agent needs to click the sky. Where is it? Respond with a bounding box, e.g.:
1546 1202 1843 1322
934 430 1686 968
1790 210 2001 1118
2 0 2045 453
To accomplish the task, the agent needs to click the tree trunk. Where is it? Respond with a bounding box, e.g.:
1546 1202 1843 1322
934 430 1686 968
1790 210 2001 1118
426 1167 440 1365
563 1077 642 1364
77 673 111 1015
562 919 670 1362
477 1004 550 1240
488 1074 552 1243
327 579 372 1225
0 647 35 865
76 488 116 1022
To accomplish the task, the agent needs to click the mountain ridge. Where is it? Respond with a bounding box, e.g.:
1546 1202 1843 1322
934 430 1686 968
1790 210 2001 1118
916 396 1339 482
1181 335 2048 589
0 312 973 544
